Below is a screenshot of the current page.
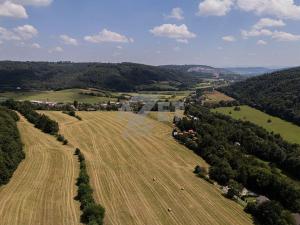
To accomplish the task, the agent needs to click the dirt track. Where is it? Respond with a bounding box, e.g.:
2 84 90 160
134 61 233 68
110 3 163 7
0 115 81 225
43 111 253 225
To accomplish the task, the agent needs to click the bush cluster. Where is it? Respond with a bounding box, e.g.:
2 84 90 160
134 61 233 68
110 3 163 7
75 148 105 225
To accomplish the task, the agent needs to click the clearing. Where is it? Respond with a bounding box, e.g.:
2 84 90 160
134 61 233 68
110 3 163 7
204 91 234 103
43 111 253 225
213 105 300 145
0 115 81 225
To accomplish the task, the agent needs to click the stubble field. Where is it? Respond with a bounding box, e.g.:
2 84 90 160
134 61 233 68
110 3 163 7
0 115 81 225
42 111 253 225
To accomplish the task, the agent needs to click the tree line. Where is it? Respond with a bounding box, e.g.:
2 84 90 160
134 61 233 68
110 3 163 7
75 148 105 225
174 104 300 224
0 107 25 186
3 100 59 135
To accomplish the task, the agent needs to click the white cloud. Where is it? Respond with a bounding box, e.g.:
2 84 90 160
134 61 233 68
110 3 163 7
60 34 78 46
257 40 267 45
31 42 40 48
0 0 53 6
197 0 300 20
165 7 184 20
49 46 63 53
0 1 28 18
0 24 37 44
84 29 133 43
198 0 234 16
222 35 236 42
14 24 38 39
253 18 285 29
150 24 196 42
241 28 273 39
272 31 300 41
237 0 300 20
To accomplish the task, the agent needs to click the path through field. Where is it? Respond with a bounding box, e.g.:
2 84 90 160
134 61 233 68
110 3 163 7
44 111 253 225
0 115 81 225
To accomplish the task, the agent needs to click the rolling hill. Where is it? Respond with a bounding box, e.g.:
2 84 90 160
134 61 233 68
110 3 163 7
220 67 300 126
0 61 201 92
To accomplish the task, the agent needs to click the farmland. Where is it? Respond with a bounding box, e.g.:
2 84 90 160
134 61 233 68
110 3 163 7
0 89 190 104
0 115 81 225
203 91 234 103
213 105 300 145
42 111 252 225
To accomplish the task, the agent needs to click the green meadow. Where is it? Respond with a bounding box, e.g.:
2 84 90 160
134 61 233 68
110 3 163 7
213 105 300 145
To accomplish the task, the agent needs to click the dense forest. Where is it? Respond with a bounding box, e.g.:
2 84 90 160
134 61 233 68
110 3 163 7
174 104 300 224
0 107 24 185
220 67 300 125
0 61 201 92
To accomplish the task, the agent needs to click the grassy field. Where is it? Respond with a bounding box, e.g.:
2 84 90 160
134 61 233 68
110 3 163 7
0 115 81 225
212 105 300 145
0 89 117 104
204 91 234 103
42 111 253 225
121 91 191 102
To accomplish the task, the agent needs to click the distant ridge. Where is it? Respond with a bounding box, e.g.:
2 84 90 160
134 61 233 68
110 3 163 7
0 61 201 92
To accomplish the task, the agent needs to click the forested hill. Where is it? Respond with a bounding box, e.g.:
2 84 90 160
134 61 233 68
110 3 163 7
220 67 300 125
0 61 200 92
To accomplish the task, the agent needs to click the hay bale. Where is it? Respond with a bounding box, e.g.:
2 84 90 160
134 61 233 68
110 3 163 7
168 208 172 212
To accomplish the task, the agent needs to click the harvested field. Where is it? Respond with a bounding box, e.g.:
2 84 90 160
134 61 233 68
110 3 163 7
0 115 81 225
43 111 253 225
204 91 234 103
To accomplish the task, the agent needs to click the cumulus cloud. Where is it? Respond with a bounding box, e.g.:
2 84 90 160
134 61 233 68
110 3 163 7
14 24 38 39
0 24 37 43
241 28 273 39
165 7 184 20
84 29 133 43
237 0 300 20
197 0 300 20
150 24 196 43
253 18 286 30
257 40 267 45
272 31 300 41
0 1 28 18
60 34 78 46
0 26 21 41
0 0 53 6
222 35 236 42
49 46 63 53
197 0 234 16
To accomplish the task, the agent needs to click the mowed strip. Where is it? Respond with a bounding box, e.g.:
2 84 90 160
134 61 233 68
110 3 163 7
43 111 253 225
0 115 81 225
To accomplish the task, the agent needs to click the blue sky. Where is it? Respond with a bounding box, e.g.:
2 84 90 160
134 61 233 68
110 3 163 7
0 0 300 67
